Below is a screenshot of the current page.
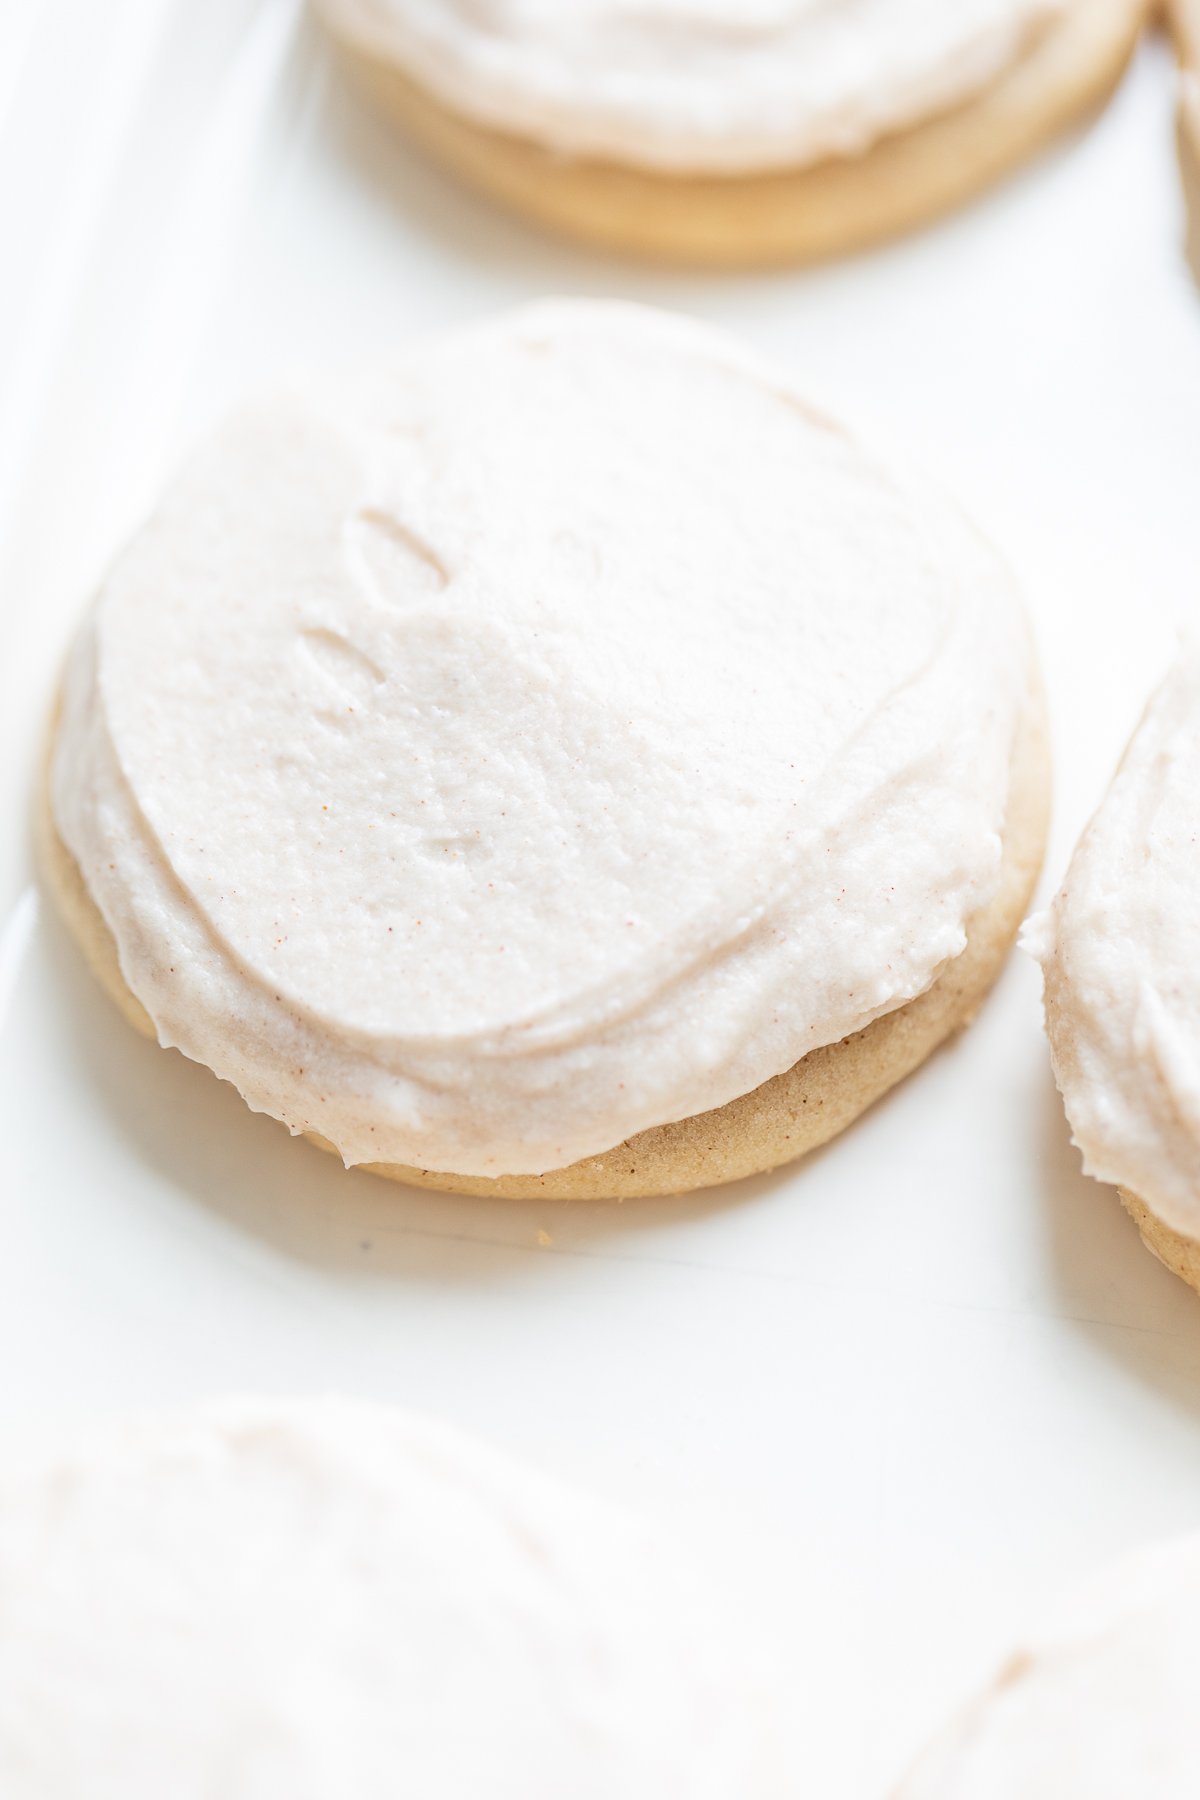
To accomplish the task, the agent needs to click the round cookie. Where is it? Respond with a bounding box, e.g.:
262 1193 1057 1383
0 1398 781 1796
895 1531 1200 1797
45 301 1049 1199
1026 650 1200 1294
314 0 1150 267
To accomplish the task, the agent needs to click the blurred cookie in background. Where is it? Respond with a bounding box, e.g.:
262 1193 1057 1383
896 1529 1200 1798
1167 0 1200 279
313 0 1152 266
0 1397 786 1798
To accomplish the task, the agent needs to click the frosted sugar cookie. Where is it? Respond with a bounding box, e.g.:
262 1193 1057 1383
46 300 1048 1198
314 0 1150 265
0 1398 780 1796
896 1531 1200 1797
1026 650 1200 1292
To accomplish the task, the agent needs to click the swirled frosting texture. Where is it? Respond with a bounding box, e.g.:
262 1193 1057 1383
54 301 1030 1175
1025 650 1200 1237
897 1534 1200 1798
0 1398 778 1796
319 0 1066 174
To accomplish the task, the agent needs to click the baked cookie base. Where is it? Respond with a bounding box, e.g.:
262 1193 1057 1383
1169 0 1200 283
41 685 1048 1200
1170 0 1200 145
319 0 1150 267
1119 1187 1200 1294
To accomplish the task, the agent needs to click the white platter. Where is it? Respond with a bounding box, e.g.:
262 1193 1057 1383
2 3 1200 1792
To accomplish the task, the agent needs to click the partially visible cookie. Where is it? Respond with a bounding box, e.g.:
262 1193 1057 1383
896 1531 1200 1797
1169 0 1200 282
1025 649 1200 1293
1169 0 1200 162
315 0 1150 266
0 1398 782 1796
1119 1185 1200 1289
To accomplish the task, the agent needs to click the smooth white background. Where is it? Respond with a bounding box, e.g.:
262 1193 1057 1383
1 3 1199 1792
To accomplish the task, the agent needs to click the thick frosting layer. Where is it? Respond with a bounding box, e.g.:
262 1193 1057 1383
897 1533 1200 1798
319 0 1066 174
0 1398 778 1797
54 300 1031 1176
1025 650 1200 1237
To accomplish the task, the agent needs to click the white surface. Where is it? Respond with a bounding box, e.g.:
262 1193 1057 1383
1 4 1199 1794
